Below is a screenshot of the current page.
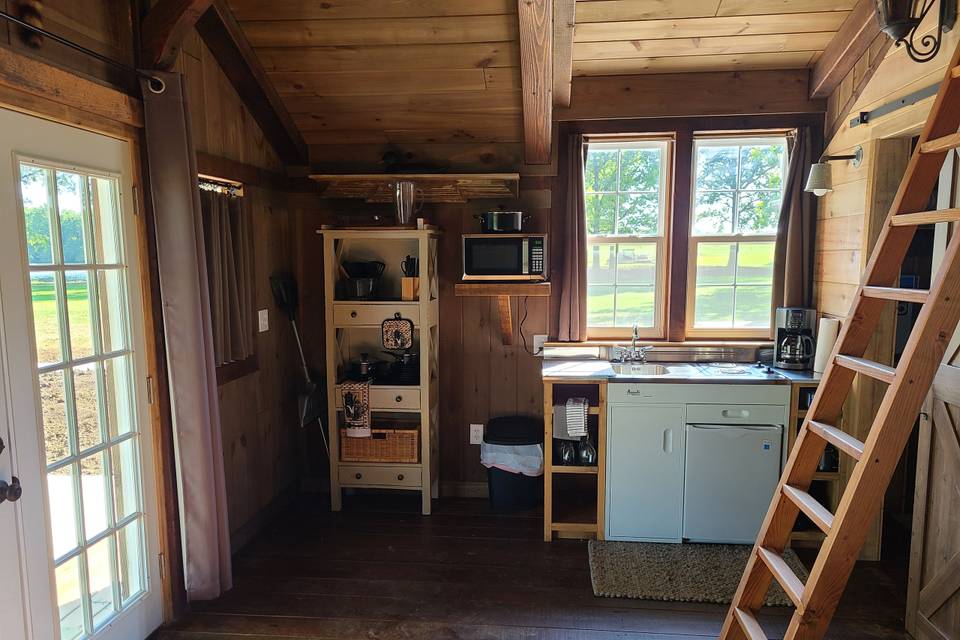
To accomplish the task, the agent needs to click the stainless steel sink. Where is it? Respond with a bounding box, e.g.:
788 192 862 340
609 363 670 377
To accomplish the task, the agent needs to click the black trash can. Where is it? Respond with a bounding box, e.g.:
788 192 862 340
483 415 544 511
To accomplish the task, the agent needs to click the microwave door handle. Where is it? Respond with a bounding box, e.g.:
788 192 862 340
521 237 529 274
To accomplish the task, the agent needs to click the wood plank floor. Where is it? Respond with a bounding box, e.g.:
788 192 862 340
155 496 910 640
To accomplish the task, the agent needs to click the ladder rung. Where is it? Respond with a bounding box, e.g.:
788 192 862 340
734 608 768 640
835 354 896 384
862 286 930 304
889 208 960 226
807 421 864 461
757 547 805 609
953 65 960 78
921 131 960 154
783 484 834 533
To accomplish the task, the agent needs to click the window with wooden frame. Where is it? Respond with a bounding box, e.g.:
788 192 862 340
687 136 787 337
584 138 672 338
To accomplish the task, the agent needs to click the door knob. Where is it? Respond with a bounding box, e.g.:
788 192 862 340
0 476 22 503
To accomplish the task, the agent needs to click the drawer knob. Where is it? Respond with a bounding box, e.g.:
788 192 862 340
397 474 404 481
355 472 362 480
395 395 403 402
350 311 358 318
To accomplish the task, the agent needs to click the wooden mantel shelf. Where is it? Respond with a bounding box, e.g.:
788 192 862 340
455 282 552 345
309 173 520 203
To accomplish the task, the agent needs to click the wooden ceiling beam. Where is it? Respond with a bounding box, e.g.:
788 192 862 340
140 0 215 70
553 0 575 107
556 69 825 121
809 0 880 99
195 1 308 166
517 0 552 164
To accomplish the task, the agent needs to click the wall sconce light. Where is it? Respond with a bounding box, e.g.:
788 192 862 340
874 0 958 63
805 146 864 197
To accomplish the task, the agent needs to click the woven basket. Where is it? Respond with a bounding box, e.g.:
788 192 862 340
340 428 419 463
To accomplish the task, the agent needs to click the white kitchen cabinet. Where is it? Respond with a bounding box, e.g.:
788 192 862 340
605 404 685 542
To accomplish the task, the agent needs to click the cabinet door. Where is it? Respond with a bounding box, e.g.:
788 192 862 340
606 404 685 541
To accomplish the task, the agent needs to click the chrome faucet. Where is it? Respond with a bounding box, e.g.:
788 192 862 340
612 323 652 363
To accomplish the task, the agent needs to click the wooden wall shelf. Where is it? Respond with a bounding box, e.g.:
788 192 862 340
455 282 552 344
309 173 520 203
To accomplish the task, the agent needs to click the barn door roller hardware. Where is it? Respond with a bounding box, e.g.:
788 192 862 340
874 0 958 63
850 82 940 128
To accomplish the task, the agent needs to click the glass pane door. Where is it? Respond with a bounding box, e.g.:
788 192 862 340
18 160 148 640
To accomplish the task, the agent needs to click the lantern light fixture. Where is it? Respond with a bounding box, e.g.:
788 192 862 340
874 0 958 63
805 146 864 197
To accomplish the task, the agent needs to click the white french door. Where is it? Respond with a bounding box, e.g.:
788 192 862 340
0 108 162 640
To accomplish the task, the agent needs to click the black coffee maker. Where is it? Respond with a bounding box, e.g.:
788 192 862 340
774 307 817 370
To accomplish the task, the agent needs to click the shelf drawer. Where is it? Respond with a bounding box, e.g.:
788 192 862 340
686 404 786 425
339 465 421 488
336 386 421 411
333 303 420 327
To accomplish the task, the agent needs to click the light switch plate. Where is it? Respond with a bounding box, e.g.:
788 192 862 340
469 423 484 445
258 309 269 332
533 334 547 356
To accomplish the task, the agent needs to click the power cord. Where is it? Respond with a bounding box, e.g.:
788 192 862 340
519 296 538 356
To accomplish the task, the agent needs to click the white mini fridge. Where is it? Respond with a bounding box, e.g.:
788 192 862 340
682 423 783 544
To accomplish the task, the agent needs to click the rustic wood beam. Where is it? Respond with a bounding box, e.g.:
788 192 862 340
140 0 215 70
517 0 552 164
552 0 575 108
825 33 893 141
195 1 308 166
810 0 880 99
556 69 825 121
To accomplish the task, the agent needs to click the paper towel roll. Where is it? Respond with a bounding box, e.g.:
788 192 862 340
814 317 841 373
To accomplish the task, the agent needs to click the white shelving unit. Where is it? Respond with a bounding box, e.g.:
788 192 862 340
318 227 440 514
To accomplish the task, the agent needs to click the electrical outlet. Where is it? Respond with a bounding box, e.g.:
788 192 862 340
533 334 548 356
469 423 484 445
258 309 269 332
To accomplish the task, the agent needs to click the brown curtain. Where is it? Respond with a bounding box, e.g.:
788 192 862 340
200 190 254 366
139 71 232 601
772 127 817 331
557 133 589 341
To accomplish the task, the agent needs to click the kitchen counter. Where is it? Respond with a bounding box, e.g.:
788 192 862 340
542 359 789 384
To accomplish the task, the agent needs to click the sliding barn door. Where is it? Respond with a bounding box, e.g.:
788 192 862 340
906 151 960 640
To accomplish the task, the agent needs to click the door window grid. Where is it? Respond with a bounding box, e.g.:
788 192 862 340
585 140 668 336
18 160 147 640
688 138 785 334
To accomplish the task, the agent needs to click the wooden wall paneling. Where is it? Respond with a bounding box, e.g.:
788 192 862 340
517 0 552 164
556 69 825 121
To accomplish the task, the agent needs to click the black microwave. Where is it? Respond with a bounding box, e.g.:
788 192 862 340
462 234 547 281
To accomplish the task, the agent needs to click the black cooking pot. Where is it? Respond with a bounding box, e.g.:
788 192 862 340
342 261 385 278
474 211 530 233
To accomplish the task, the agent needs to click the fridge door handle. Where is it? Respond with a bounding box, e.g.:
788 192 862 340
662 429 673 453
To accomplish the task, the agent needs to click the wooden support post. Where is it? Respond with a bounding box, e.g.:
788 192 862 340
140 0 215 70
517 0 552 164
497 295 513 346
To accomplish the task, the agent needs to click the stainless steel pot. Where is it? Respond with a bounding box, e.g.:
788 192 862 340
474 211 530 233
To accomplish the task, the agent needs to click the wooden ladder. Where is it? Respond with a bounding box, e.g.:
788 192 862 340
719 42 960 640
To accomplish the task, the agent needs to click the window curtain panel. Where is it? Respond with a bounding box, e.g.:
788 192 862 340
771 127 817 332
139 71 232 601
557 133 589 341
200 190 254 366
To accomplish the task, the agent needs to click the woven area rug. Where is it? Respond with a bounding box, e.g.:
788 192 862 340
589 540 808 607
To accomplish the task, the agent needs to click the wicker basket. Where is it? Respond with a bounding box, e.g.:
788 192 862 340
340 427 419 463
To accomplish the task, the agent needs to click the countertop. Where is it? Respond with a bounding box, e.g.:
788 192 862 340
542 359 795 384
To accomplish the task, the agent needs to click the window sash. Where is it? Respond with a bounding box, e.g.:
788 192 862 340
586 237 666 337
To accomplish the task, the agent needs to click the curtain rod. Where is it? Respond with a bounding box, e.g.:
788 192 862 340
0 10 164 91
199 174 244 198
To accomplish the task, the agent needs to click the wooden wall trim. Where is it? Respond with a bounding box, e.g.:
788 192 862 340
567 113 825 135
140 0 216 70
556 69 826 122
0 45 142 129
668 127 693 342
517 0 552 164
810 0 880 99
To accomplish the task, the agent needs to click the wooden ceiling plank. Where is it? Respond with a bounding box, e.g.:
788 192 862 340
140 0 215 70
810 0 880 98
304 125 524 145
294 111 523 133
574 11 850 42
553 0 576 107
280 91 522 116
556 68 824 120
195 0 308 164
716 0 858 16
573 32 835 61
227 0 515 21
574 51 817 75
268 69 491 96
252 42 520 73
241 15 518 47
575 0 721 23
517 0 553 164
